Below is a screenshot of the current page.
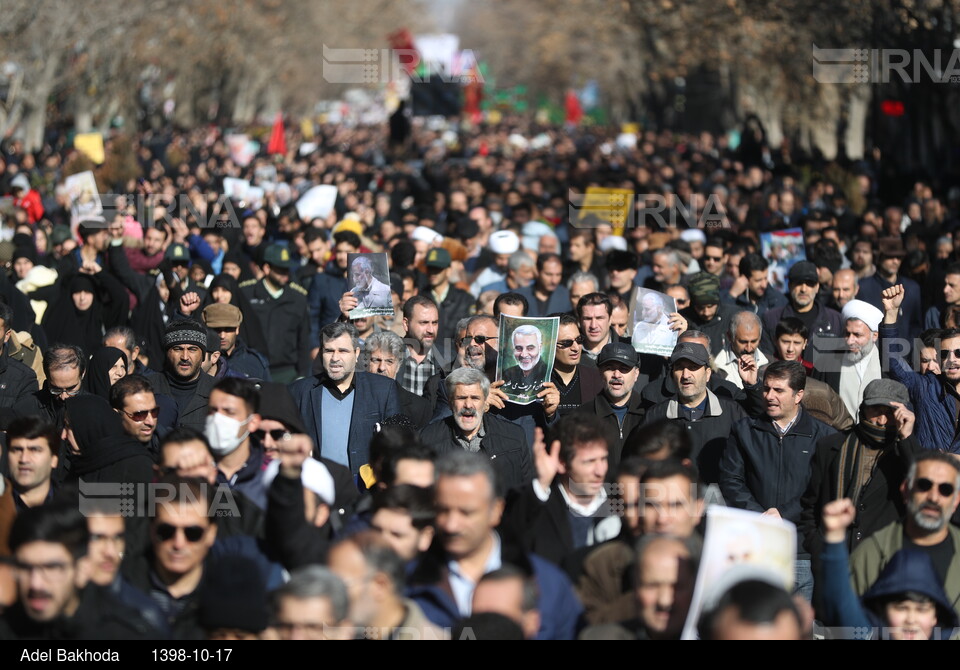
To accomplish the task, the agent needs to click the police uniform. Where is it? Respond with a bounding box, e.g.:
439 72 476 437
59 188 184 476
240 245 311 383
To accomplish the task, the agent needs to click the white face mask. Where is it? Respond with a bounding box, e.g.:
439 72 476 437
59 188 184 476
204 412 250 456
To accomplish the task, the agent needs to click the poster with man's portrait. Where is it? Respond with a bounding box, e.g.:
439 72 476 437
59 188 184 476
64 171 103 227
760 228 806 294
681 506 796 640
631 288 678 356
346 253 394 319
496 315 559 405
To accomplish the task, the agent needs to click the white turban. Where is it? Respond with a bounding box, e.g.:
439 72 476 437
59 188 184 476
489 230 520 255
841 299 883 332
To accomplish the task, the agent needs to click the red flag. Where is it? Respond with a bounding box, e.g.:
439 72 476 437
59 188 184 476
267 112 287 156
565 89 583 126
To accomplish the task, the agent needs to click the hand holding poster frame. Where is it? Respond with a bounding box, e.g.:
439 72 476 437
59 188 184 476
496 315 559 405
345 253 394 319
681 506 797 639
631 288 679 356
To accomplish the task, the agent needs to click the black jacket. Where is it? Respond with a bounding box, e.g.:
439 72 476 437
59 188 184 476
420 414 533 493
502 478 622 578
147 372 219 434
399 384 433 428
240 278 311 376
799 430 920 556
265 469 334 570
641 390 746 484
0 583 164 640
720 409 836 549
434 286 473 345
639 371 763 417
579 392 646 475
0 352 38 409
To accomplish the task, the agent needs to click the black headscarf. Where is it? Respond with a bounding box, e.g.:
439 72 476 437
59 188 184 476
63 394 149 478
84 346 128 400
42 275 104 355
203 273 269 354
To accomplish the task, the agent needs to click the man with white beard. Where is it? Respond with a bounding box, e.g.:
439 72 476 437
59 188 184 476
831 300 884 420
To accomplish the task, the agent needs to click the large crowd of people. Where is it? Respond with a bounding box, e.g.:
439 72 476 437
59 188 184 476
0 118 957 640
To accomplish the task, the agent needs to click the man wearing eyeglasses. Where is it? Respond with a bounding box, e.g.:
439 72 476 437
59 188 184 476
761 261 842 361
881 284 960 452
846 452 960 613
1 501 162 639
13 344 87 433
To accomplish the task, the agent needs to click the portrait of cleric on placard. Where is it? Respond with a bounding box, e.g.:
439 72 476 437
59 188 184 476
631 287 679 356
496 315 559 405
346 252 394 319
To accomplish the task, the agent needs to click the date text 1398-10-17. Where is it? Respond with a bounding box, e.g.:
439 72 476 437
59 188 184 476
153 649 233 662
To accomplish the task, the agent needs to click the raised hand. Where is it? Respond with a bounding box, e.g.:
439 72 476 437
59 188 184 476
537 381 560 419
278 434 314 479
821 498 856 544
737 353 758 386
881 284 905 324
890 400 915 439
179 291 201 315
532 427 561 490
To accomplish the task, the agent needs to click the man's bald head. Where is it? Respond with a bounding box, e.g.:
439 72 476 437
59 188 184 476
831 268 858 310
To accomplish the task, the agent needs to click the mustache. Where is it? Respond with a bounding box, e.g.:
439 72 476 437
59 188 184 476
457 408 478 418
27 589 52 600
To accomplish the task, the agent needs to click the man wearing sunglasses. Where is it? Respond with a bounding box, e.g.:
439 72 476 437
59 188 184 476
881 283 960 452
110 374 168 459
761 260 842 361
846 452 960 613
141 475 219 639
550 314 603 419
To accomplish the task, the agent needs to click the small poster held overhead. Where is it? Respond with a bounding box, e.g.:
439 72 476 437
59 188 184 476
631 288 678 356
296 185 338 222
496 315 560 405
346 253 394 319
760 227 806 294
64 171 103 228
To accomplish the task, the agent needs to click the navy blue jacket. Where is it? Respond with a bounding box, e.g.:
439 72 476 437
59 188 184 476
307 272 347 348
857 274 922 344
224 339 272 381
288 371 401 477
516 284 572 317
880 322 960 452
821 542 959 638
406 537 583 640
